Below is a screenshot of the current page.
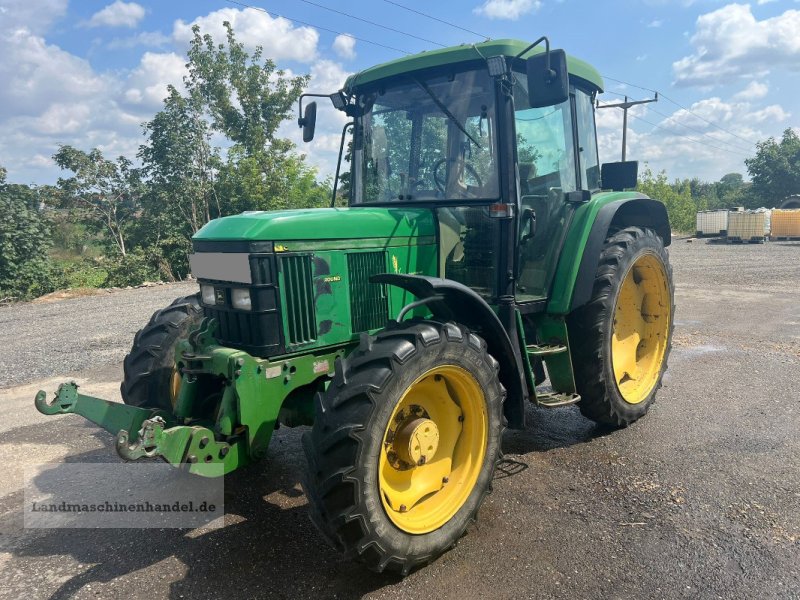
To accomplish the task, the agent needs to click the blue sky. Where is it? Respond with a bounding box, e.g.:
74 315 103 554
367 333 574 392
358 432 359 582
1 0 797 186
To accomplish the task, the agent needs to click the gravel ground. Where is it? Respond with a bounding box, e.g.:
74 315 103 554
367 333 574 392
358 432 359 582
0 283 196 389
0 238 798 599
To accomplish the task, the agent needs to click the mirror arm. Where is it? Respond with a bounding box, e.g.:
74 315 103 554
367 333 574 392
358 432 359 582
331 122 354 208
514 36 554 79
298 93 335 127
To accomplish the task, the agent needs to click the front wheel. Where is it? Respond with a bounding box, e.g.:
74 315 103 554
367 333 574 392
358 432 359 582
121 294 203 411
302 320 505 575
568 226 674 427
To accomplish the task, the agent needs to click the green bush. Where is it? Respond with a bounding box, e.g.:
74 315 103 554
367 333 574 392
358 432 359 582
103 249 161 287
0 178 60 301
52 258 108 289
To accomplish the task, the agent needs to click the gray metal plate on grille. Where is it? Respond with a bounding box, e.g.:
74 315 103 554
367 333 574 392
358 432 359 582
189 253 252 284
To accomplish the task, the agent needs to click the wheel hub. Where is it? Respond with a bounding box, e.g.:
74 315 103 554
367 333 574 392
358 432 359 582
394 417 440 466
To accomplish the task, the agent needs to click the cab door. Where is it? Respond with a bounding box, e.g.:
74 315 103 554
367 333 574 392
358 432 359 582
514 86 600 303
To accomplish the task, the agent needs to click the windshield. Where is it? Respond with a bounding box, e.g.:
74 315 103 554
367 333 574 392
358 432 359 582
353 68 499 203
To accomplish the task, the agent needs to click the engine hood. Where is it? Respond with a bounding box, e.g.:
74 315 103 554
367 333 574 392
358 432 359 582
193 207 436 243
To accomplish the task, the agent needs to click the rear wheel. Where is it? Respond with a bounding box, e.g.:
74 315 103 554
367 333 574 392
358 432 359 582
302 320 504 575
121 294 203 411
568 227 674 426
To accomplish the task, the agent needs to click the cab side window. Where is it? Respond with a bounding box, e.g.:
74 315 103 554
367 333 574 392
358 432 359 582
575 89 601 191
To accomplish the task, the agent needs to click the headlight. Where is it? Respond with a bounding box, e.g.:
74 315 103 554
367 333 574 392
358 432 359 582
231 288 252 311
201 284 215 305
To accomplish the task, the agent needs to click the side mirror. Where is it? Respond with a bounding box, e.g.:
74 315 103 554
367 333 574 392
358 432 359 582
526 49 569 108
601 161 639 191
298 101 317 143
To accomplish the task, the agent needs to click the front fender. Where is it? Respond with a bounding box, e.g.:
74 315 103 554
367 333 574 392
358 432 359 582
548 193 671 314
372 274 528 429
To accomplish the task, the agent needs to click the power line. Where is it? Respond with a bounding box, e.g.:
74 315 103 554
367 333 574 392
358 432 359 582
647 106 754 155
602 91 754 155
382 0 490 40
627 112 752 159
292 0 447 48
224 0 413 55
602 75 758 147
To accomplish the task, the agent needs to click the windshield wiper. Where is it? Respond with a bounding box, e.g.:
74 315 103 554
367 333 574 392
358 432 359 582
413 78 483 149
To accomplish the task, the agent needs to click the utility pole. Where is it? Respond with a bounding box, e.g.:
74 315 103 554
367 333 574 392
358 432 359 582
597 93 658 161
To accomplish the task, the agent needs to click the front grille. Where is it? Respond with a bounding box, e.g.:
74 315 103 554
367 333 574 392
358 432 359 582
348 251 388 333
280 255 317 345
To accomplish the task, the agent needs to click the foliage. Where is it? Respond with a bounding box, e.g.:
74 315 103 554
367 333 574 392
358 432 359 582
52 258 108 289
52 146 143 256
103 248 162 288
745 128 800 206
637 168 696 233
0 171 59 301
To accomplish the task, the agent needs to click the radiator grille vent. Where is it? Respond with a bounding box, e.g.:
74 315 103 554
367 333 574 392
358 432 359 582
347 251 388 333
280 255 316 345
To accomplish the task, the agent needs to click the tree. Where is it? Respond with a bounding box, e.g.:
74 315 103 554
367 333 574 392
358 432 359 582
745 128 800 206
52 146 143 257
637 168 695 233
139 86 221 235
0 167 58 301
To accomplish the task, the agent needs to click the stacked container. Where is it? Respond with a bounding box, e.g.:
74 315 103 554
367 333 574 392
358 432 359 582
727 210 766 243
770 209 800 239
695 210 728 237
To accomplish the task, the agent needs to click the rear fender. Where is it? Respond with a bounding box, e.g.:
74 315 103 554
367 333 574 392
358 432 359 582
548 194 671 314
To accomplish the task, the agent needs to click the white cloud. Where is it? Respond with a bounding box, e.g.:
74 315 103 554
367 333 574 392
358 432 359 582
87 1 146 29
647 19 663 28
596 92 790 181
122 52 186 111
332 34 356 60
473 0 541 20
107 31 171 50
0 0 67 34
733 81 769 101
173 7 319 63
673 4 800 87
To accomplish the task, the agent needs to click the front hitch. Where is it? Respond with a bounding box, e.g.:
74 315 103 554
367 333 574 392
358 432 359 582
34 382 235 477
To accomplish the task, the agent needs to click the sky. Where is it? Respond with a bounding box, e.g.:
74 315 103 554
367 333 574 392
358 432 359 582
0 0 798 186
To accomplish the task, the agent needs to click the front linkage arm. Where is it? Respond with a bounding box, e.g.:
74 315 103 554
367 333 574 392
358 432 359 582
34 382 233 477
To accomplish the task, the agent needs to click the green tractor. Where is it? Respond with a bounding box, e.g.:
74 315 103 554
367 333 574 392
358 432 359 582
36 38 674 573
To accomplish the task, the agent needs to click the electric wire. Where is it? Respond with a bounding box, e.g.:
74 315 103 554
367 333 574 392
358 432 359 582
226 0 756 161
627 113 752 159
292 0 447 47
381 0 490 40
600 91 754 155
224 0 413 55
603 75 759 146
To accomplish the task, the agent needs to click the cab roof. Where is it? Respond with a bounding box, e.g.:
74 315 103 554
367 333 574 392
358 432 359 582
344 38 604 93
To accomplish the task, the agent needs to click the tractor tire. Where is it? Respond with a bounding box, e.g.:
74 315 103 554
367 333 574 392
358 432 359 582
120 294 203 411
302 320 505 575
568 226 674 427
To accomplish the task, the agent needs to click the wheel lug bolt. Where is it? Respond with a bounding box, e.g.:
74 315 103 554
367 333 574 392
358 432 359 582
442 477 449 484
399 504 407 512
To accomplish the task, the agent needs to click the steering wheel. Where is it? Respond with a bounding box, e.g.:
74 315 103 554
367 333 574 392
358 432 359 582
433 158 483 193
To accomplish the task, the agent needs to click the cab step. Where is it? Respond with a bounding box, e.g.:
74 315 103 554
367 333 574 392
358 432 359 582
526 343 568 357
536 392 581 408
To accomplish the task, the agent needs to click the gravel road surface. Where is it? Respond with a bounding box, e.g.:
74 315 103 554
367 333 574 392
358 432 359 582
0 239 798 599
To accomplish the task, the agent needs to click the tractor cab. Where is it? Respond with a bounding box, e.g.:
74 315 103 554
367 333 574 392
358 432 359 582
307 40 612 305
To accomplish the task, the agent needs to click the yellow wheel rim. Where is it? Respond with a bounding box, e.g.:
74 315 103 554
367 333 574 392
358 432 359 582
169 366 182 409
611 253 671 405
379 365 488 534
